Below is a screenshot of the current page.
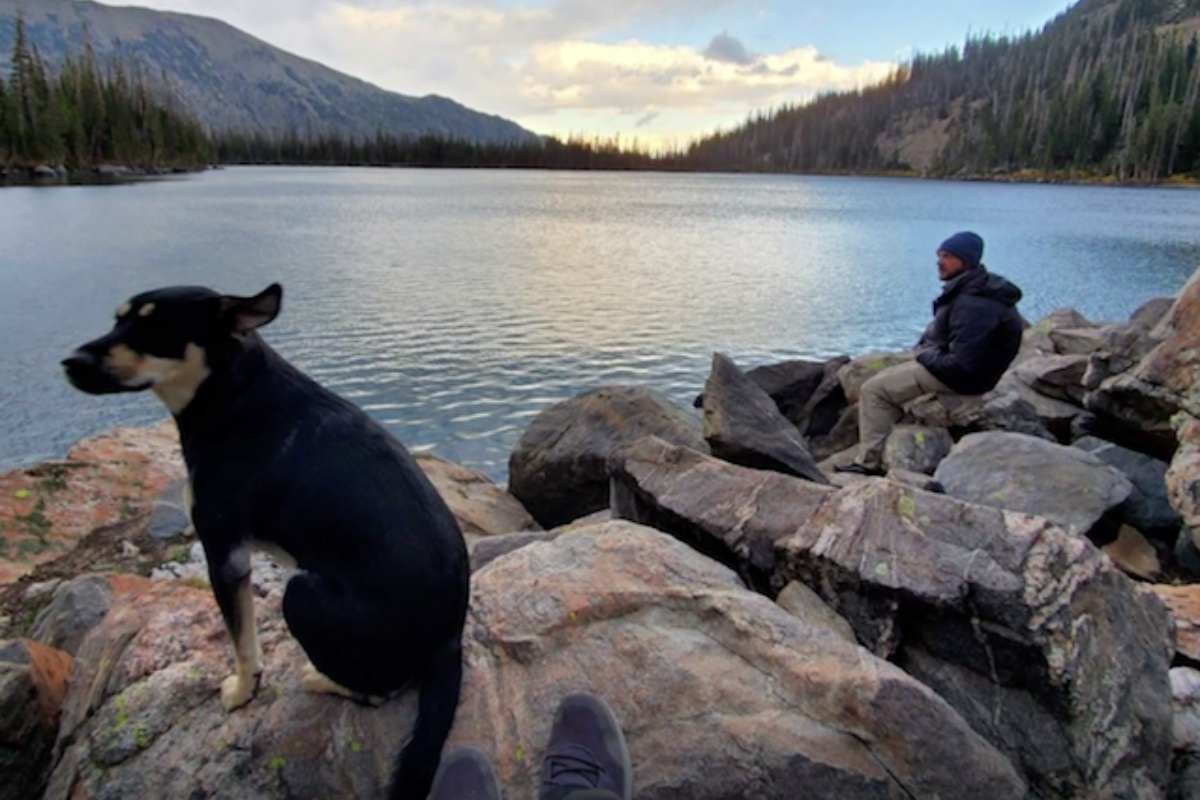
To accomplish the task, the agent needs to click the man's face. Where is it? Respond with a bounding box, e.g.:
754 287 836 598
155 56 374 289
937 250 968 281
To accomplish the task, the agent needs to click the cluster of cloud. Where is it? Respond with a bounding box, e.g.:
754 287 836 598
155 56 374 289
131 0 898 148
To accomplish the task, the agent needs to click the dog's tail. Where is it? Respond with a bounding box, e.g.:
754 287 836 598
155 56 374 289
388 637 464 800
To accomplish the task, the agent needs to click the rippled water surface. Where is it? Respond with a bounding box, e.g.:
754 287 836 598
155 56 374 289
3 167 1200 482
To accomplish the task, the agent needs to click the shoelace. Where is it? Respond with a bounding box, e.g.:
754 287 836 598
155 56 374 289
541 744 605 788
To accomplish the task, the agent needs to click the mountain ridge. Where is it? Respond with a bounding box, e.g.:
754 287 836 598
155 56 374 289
0 0 537 144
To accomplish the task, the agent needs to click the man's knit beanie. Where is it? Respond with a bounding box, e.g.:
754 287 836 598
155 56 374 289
938 231 984 269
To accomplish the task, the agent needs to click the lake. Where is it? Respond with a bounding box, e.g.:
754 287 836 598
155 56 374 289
2 167 1199 484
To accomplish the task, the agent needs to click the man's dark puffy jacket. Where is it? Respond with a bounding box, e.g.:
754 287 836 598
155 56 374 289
915 265 1024 395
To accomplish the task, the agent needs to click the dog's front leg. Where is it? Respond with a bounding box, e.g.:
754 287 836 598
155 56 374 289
207 545 263 711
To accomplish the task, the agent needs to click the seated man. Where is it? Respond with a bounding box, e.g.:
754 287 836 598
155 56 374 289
836 231 1024 477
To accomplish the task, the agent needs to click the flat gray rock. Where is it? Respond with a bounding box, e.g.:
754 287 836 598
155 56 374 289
933 431 1132 537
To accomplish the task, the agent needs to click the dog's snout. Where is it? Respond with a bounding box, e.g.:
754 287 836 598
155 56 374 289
61 348 113 394
62 349 98 372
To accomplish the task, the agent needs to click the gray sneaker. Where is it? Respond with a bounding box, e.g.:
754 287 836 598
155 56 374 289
539 692 631 800
427 747 501 800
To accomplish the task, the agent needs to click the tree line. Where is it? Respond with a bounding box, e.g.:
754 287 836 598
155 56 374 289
211 129 675 171
1 17 210 172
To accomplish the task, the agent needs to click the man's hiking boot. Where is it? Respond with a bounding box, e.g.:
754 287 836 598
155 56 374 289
539 692 631 800
428 747 502 800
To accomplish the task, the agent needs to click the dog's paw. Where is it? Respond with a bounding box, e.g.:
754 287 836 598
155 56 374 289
300 662 374 700
300 663 386 706
300 662 354 697
220 672 259 711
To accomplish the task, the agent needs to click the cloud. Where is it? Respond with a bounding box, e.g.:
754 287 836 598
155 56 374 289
702 32 753 65
635 110 660 127
123 0 897 148
514 39 891 112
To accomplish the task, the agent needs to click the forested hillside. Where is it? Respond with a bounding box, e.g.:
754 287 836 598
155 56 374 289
0 18 209 170
683 0 1200 181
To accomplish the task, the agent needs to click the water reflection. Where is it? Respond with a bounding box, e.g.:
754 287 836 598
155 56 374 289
2 168 1199 484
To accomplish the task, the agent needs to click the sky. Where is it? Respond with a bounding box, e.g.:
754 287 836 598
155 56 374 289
117 0 1075 150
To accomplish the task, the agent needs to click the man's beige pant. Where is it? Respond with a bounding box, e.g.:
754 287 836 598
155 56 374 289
855 360 954 469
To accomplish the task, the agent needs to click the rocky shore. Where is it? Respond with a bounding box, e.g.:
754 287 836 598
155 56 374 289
6 265 1200 799
0 164 212 187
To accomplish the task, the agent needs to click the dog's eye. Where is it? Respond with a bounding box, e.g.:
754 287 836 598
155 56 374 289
134 315 168 334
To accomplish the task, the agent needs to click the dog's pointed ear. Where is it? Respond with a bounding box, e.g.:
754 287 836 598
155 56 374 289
220 284 283 336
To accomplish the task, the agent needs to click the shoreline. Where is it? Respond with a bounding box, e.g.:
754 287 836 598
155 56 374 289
6 160 1186 190
0 164 213 187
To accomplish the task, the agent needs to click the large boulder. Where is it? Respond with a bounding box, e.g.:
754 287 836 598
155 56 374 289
777 479 1174 800
1011 354 1089 405
1150 585 1200 663
0 421 183 586
1101 525 1161 580
1083 297 1174 391
1124 268 1200 418
41 526 1026 800
1167 414 1200 554
415 453 539 542
905 390 1055 442
0 639 73 800
882 425 953 475
990 374 1086 440
1048 327 1107 356
605 439 1173 798
697 356 849 439
809 403 861 461
933 431 1132 539
1017 309 1094 355
699 353 828 484
1128 296 1175 332
1084 372 1182 454
1171 668 1200 800
748 356 849 438
1085 267 1200 447
507 386 707 528
1023 308 1094 355
1074 436 1181 542
609 436 833 593
29 574 148 656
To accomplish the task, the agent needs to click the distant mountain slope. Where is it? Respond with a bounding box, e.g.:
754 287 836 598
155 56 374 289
0 0 537 144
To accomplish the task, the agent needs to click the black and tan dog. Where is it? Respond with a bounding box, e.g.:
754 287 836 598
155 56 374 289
62 284 470 800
